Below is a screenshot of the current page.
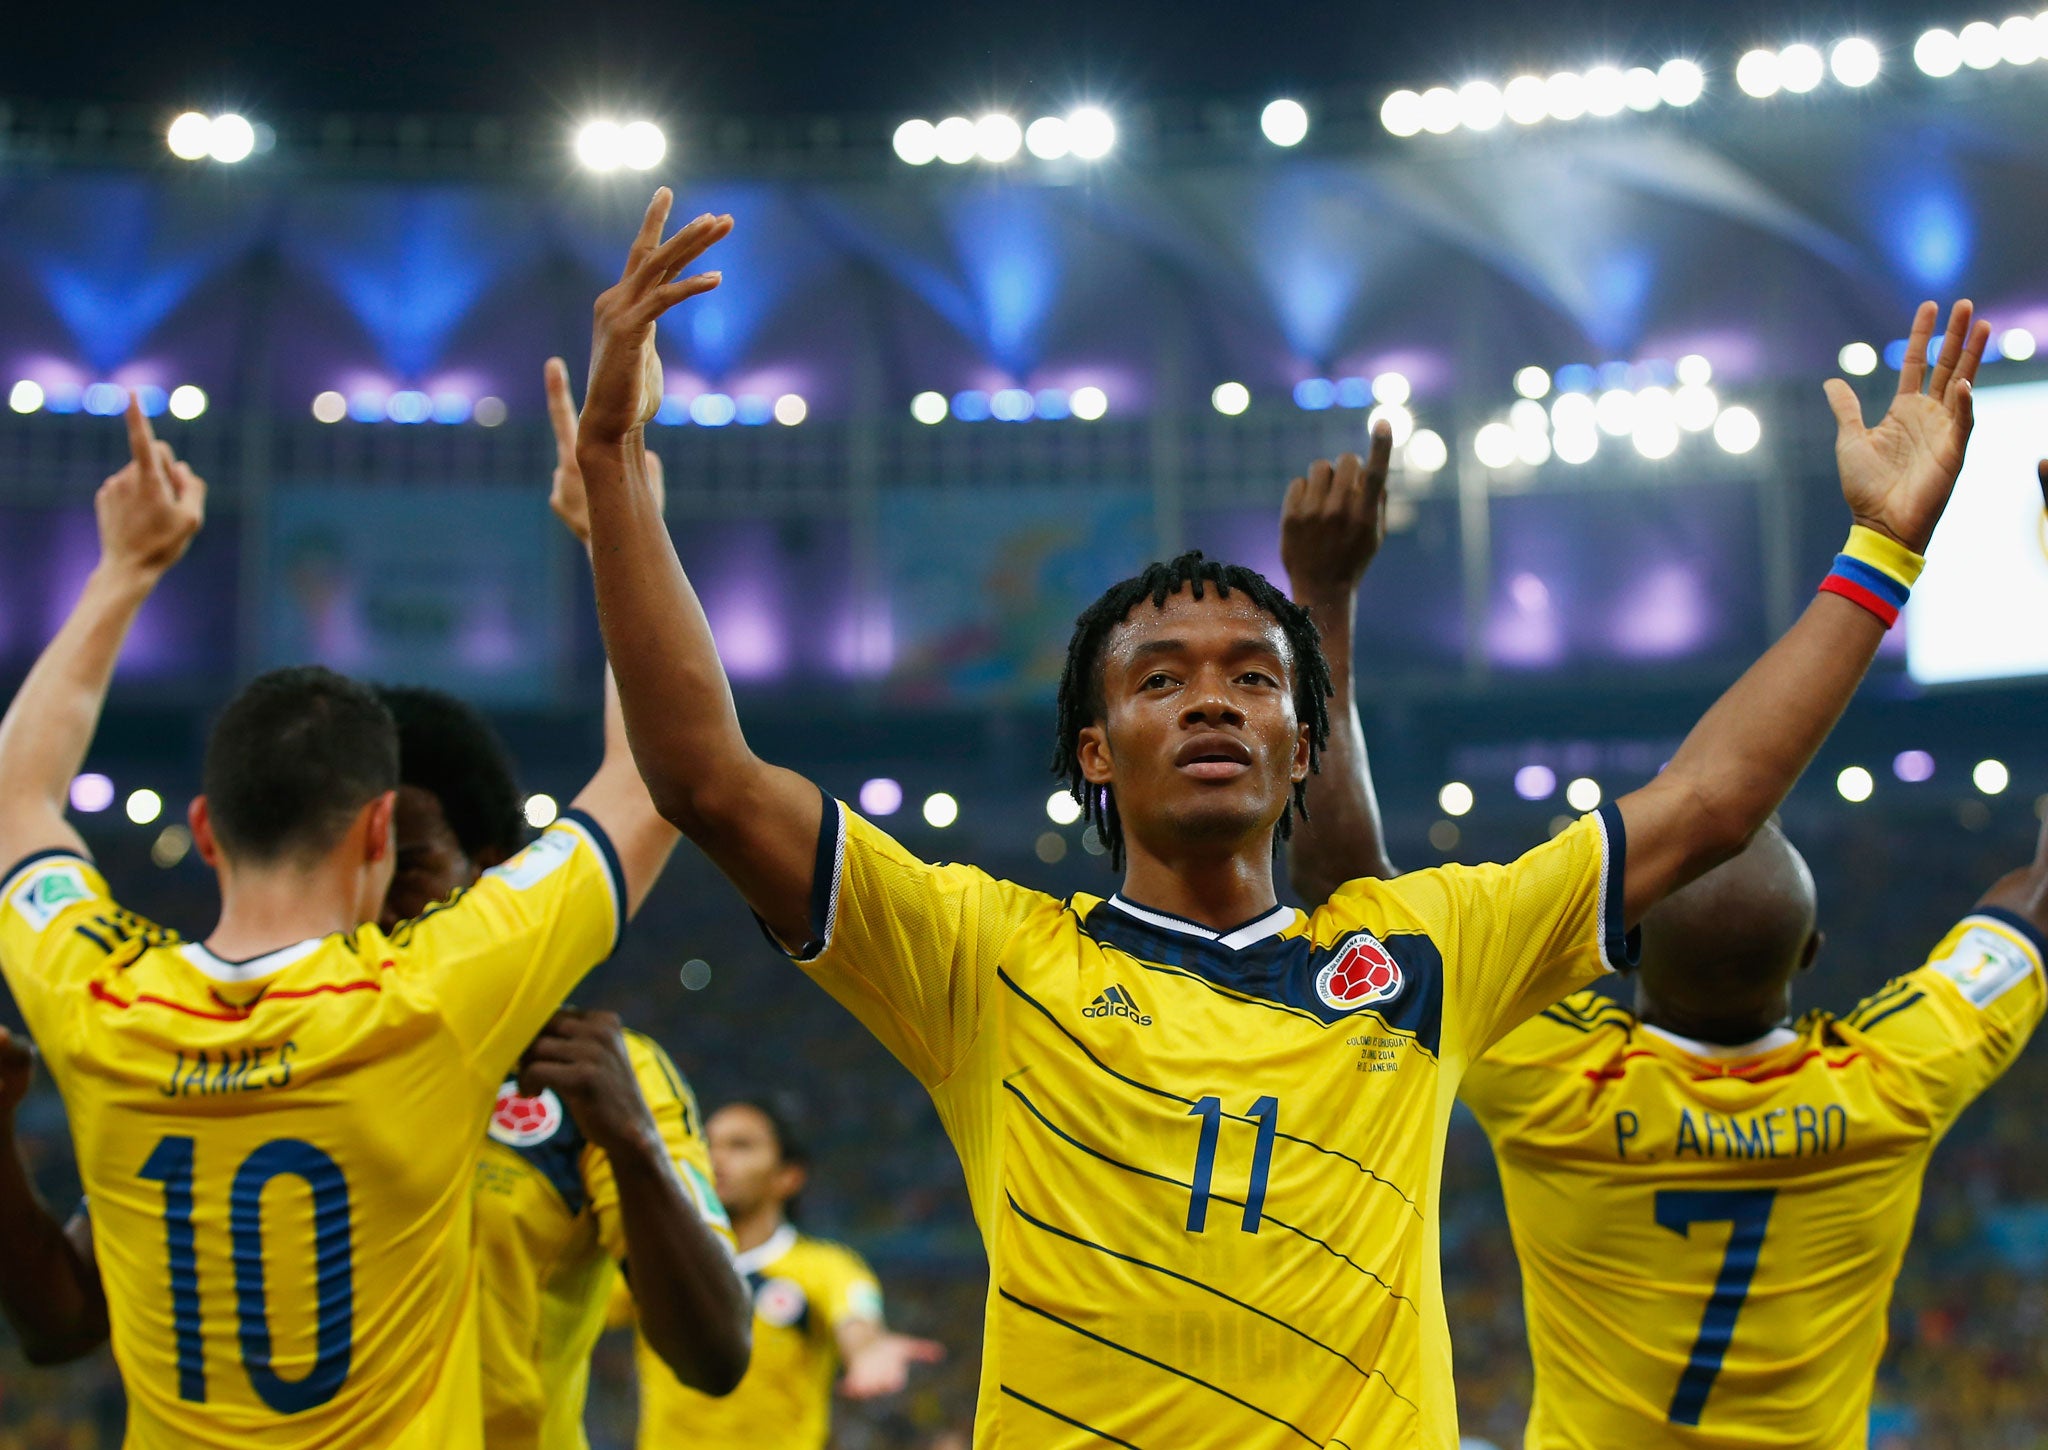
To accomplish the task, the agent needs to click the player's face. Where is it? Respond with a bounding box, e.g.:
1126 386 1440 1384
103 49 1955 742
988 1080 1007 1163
379 785 480 931
1079 589 1311 857
707 1104 802 1218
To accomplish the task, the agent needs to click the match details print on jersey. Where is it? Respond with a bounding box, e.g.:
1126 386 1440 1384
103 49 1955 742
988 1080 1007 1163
775 791 1632 1450
0 817 626 1450
1462 910 2047 1449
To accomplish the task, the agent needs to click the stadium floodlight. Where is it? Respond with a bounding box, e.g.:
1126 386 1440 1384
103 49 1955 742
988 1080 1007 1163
1510 399 1549 436
1025 116 1070 159
1915 27 1965 75
691 393 736 427
1836 766 1874 803
1370 371 1410 406
1473 422 1519 469
70 773 116 813
894 119 939 164
933 116 978 163
1736 49 1783 97
1553 426 1599 465
1633 419 1680 459
1503 74 1550 124
990 387 1033 421
523 793 559 829
1778 43 1825 92
167 111 213 159
1069 386 1108 421
1404 429 1448 473
1674 383 1719 431
1713 405 1762 454
1584 66 1628 117
1658 58 1707 106
773 394 807 426
1675 353 1713 386
1838 341 1880 375
473 397 508 427
2002 328 2038 361
1419 87 1460 134
1565 777 1603 811
1438 782 1475 816
1595 388 1638 436
1046 790 1083 825
575 121 626 171
1514 366 1552 400
1210 381 1250 416
1623 67 1663 111
208 114 256 162
1893 749 1937 782
1515 764 1558 801
1457 81 1505 131
910 391 948 424
1381 90 1425 136
1831 37 1882 86
2001 14 2041 64
1515 428 1552 466
619 121 666 170
1260 98 1309 146
8 380 44 414
311 390 347 423
922 791 959 828
975 113 1023 163
858 778 903 816
1067 107 1115 159
1544 72 1589 121
126 789 164 826
1369 404 1415 448
1975 759 2011 795
167 385 207 420
1959 20 2003 68
1550 392 1596 430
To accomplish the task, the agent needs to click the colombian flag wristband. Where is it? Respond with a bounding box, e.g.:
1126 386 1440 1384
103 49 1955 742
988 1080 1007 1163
1816 524 1924 629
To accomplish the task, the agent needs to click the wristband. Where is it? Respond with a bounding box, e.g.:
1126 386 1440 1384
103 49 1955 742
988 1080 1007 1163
1816 524 1925 629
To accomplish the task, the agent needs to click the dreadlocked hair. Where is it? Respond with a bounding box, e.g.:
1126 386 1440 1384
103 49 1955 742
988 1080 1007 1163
1051 550 1333 871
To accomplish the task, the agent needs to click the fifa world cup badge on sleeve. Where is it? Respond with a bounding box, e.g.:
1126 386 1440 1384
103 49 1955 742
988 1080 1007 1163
1316 932 1406 1012
9 863 91 930
1930 924 2036 1008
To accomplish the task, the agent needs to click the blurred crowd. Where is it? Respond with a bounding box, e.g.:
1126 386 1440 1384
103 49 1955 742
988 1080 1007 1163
1 790 2042 1448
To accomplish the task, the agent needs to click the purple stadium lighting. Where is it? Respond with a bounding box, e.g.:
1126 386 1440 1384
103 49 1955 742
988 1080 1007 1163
859 778 904 817
1514 764 1558 801
70 773 116 813
1893 750 1936 784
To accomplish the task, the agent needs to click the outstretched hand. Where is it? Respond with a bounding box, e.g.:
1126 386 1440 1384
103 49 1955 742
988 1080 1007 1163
1279 420 1393 598
545 357 665 544
1823 300 1989 554
582 192 731 445
839 1331 945 1399
98 397 205 578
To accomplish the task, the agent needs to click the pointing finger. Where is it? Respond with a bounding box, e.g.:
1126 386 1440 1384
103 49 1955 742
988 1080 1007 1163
124 393 157 467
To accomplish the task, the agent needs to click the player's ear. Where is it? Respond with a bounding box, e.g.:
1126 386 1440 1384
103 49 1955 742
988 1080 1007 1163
1798 929 1824 974
1292 721 1312 783
1075 724 1113 785
777 1161 809 1202
188 796 221 868
362 790 397 865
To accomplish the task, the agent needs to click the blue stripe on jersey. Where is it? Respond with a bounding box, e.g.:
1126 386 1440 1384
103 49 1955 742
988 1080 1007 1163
1979 905 2048 962
999 1387 1146 1448
1001 1080 1415 1309
497 1100 590 1215
1595 803 1639 972
1078 907 1446 1052
998 1289 1321 1444
562 808 628 955
996 967 1422 1215
1003 1191 1418 1413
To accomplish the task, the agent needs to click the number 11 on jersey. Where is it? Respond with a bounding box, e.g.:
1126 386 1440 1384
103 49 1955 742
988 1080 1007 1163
1185 1095 1279 1234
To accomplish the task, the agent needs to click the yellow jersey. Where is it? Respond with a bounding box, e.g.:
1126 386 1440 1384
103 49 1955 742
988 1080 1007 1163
779 793 1631 1449
475 1028 730 1450
0 815 625 1450
631 1224 882 1450
1461 909 2047 1449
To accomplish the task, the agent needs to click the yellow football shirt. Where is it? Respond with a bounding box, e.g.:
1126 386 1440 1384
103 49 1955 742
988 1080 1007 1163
475 1028 731 1450
0 814 626 1450
775 792 1631 1449
1461 909 2046 1449
632 1224 883 1450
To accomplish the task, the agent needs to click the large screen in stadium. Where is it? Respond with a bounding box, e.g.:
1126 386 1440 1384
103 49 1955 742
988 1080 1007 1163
1906 379 2048 686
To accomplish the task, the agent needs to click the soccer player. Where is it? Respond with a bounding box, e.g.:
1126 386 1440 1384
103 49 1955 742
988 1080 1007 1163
628 1100 944 1450
0 400 683 1447
572 190 1982 1446
1284 416 2041 1447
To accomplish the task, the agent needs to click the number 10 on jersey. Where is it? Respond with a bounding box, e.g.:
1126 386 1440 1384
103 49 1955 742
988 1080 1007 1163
1185 1095 1279 1234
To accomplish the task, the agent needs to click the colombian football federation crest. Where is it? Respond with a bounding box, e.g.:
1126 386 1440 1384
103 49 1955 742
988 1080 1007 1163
1315 931 1405 1012
489 1083 565 1147
755 1276 808 1328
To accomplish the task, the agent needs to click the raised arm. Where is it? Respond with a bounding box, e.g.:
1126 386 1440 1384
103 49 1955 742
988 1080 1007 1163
1283 425 1399 908
0 401 204 871
575 194 823 950
1616 300 1989 924
542 355 681 917
0 1028 107 1364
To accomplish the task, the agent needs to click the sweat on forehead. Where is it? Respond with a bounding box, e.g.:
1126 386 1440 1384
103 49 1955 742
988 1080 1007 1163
1103 588 1297 662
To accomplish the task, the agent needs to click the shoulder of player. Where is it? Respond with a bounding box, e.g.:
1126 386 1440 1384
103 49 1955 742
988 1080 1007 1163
620 1028 697 1105
1835 914 2047 1035
789 1232 875 1278
1485 989 1636 1062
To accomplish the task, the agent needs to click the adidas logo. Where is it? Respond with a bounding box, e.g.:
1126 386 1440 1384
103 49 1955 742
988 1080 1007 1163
1082 984 1154 1027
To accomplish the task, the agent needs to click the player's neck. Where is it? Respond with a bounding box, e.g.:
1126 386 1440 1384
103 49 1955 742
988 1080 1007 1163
1116 840 1281 934
206 859 369 960
1636 992 1788 1047
730 1204 789 1255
